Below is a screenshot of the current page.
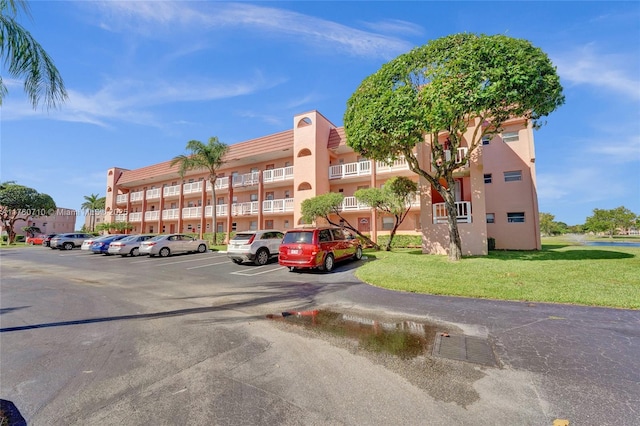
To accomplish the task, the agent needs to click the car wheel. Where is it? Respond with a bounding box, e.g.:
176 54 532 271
353 246 363 261
254 248 269 266
131 247 139 257
159 247 170 257
322 253 335 272
289 266 297 272
63 242 74 251
232 259 243 265
197 244 207 253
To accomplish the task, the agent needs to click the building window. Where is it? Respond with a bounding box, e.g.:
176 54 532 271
249 221 257 230
284 190 290 199
484 173 492 184
232 222 237 231
382 217 394 230
217 197 224 205
502 131 519 143
486 213 495 224
482 136 491 145
265 220 274 229
250 193 258 202
507 212 525 223
284 220 290 229
217 222 223 233
338 188 344 193
504 171 522 182
187 224 192 230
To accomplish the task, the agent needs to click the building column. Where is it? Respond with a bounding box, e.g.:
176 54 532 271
141 187 147 233
226 186 234 242
178 182 184 233
370 161 378 244
257 171 264 228
200 182 207 239
158 187 164 234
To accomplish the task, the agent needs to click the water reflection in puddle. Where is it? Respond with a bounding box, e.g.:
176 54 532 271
267 310 440 359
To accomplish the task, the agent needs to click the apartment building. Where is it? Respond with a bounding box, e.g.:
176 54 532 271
1 208 76 237
104 110 540 255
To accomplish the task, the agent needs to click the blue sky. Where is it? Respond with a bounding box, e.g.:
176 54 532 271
1 1 639 228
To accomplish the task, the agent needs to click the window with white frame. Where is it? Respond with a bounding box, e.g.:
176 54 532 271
486 213 495 224
249 221 258 230
382 217 394 230
502 131 519 143
250 193 258 202
504 171 522 182
484 173 492 184
507 212 525 223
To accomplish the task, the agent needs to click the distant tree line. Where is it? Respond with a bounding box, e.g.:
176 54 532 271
541 206 638 237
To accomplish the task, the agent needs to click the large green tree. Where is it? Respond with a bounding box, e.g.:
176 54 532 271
300 193 379 249
354 176 418 251
344 33 564 261
584 207 637 237
0 0 67 108
539 212 568 236
0 182 55 243
171 137 228 245
81 193 105 232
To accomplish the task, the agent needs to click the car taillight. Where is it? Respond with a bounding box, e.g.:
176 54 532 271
147 242 156 246
111 243 123 247
247 235 256 244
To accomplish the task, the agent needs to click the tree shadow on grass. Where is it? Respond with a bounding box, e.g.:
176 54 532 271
488 249 634 261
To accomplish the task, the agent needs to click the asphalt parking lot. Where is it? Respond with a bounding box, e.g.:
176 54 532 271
1 246 639 425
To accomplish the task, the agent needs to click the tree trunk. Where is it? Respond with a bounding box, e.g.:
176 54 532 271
386 218 402 251
443 190 462 261
326 215 380 250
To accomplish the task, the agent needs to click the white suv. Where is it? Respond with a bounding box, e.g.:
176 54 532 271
227 230 284 265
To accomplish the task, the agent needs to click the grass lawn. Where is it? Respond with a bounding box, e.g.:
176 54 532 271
355 237 640 309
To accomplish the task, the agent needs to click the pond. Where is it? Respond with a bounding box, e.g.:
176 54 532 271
583 241 640 248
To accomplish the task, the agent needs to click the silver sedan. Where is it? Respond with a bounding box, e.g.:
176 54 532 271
139 234 209 257
108 234 155 257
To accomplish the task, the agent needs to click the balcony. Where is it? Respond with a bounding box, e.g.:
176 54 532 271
183 181 203 195
432 201 472 224
376 156 409 173
116 194 128 204
232 172 260 188
162 208 180 220
146 188 160 200
329 160 371 179
263 198 294 213
341 196 369 211
163 185 180 198
205 176 229 192
114 213 127 222
144 210 159 221
205 204 228 217
232 201 259 216
130 191 144 202
129 212 142 222
432 148 469 169
263 166 294 183
182 206 202 219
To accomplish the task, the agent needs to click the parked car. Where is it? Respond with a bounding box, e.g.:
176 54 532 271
26 234 46 245
278 227 363 272
227 230 284 265
81 235 110 251
89 234 128 255
108 234 155 257
42 233 58 247
50 233 94 250
139 234 208 257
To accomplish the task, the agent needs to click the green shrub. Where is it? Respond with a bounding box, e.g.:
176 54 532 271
376 234 422 248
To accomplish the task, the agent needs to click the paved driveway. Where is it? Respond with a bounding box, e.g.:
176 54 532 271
1 247 638 425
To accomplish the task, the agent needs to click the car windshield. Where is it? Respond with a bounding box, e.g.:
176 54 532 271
148 235 167 241
120 236 137 242
283 231 313 244
92 235 111 241
233 233 254 241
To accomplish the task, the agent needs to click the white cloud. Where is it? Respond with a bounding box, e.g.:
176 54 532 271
552 43 640 101
360 19 424 36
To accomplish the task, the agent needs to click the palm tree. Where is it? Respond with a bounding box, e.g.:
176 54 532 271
81 193 104 232
171 137 229 245
1 0 67 108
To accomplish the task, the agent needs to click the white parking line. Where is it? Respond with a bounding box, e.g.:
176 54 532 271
230 266 286 276
186 260 231 270
131 254 226 265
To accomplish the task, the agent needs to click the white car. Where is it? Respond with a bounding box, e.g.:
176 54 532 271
139 234 208 257
107 234 155 257
81 235 115 251
227 230 284 265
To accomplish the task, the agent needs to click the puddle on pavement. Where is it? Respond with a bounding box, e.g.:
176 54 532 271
267 309 440 359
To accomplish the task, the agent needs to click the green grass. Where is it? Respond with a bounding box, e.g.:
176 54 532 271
355 237 640 309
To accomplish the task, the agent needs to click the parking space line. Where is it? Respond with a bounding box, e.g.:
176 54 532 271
186 260 231 270
130 254 226 265
230 266 285 276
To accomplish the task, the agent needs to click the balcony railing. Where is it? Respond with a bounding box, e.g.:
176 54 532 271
163 185 180 197
182 206 202 219
129 212 142 222
263 198 294 213
205 177 229 191
232 201 259 216
376 156 409 173
130 191 143 202
329 160 371 179
205 204 228 217
432 148 469 168
263 166 294 183
341 196 369 211
232 172 260 187
114 213 127 222
116 194 128 204
432 201 472 224
183 181 203 195
146 188 160 200
144 210 159 221
162 208 180 220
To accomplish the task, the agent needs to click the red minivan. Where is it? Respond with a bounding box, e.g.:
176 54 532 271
278 227 363 272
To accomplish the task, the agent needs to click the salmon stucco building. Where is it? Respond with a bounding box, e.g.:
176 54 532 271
104 110 540 255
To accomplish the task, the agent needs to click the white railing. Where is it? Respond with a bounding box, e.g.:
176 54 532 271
341 196 369 211
144 210 159 221
376 156 409 173
433 148 469 166
205 204 228 217
262 198 294 213
163 185 180 197
432 201 472 224
231 201 259 216
232 172 260 187
162 208 180 220
129 212 142 222
205 177 230 191
114 214 127 222
183 181 203 195
146 188 160 200
182 206 202 219
116 194 128 204
130 191 143 202
263 166 294 183
329 160 371 179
